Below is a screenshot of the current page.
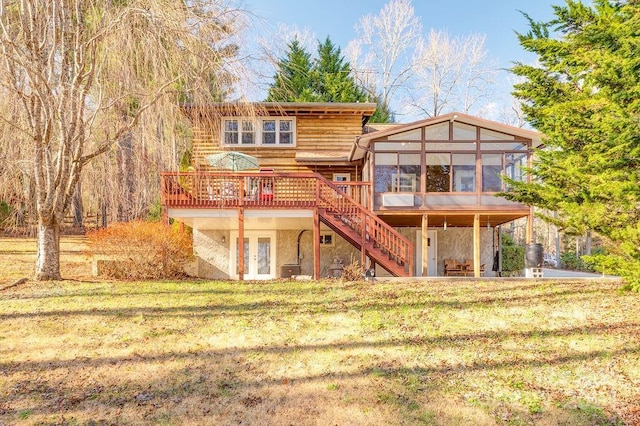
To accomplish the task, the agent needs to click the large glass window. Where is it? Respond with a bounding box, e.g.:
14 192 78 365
453 122 476 140
375 152 420 192
482 154 503 192
505 152 527 189
374 153 396 193
426 153 450 192
452 153 476 192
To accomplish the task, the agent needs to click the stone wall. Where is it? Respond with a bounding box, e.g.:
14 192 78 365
373 227 497 277
191 226 497 279
192 229 230 279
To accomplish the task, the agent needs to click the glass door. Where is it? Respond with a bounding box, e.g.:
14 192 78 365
230 231 276 279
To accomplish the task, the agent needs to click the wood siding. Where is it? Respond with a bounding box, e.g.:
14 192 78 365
190 113 366 175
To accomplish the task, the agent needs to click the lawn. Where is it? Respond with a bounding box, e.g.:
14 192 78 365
1 237 639 425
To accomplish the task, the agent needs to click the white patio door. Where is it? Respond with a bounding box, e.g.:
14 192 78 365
230 231 276 280
415 230 437 276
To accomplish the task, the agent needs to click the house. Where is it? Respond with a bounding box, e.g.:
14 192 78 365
161 102 542 280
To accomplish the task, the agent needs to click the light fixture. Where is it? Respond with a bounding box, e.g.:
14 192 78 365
222 235 226 243
443 216 447 231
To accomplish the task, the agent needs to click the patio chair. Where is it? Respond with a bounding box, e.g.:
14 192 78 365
462 259 485 276
444 259 464 276
215 181 238 202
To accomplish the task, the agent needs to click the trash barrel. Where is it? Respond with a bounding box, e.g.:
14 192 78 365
525 243 544 268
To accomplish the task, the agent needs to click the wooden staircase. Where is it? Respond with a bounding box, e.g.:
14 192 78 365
316 176 413 277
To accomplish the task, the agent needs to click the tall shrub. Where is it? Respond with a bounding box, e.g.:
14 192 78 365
87 221 193 280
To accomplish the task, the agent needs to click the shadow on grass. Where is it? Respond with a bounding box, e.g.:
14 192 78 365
1 280 614 316
2 342 634 425
3 321 638 374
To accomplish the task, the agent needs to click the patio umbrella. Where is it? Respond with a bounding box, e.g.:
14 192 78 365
205 151 259 171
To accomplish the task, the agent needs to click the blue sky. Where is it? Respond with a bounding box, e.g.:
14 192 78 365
240 0 566 121
245 0 560 69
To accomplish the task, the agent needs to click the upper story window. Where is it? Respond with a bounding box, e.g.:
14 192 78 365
223 117 295 146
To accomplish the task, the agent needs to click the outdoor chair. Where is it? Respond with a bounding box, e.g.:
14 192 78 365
444 259 464 276
462 259 485 276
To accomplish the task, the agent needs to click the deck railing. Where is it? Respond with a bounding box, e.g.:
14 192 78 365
161 171 412 275
160 172 369 208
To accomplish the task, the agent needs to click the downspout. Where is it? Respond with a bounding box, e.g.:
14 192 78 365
297 230 307 264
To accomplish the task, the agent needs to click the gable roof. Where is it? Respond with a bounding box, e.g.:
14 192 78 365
350 112 544 161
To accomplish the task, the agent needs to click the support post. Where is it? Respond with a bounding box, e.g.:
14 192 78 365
421 214 429 276
474 214 481 278
526 206 534 244
238 208 245 281
361 212 367 272
313 208 321 279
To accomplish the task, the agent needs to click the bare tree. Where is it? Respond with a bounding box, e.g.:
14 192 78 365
0 0 248 280
410 30 497 117
346 0 422 115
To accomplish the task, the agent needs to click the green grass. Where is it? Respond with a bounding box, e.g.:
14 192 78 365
1 238 639 425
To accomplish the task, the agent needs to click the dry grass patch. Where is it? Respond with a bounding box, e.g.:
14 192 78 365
0 236 93 283
0 238 639 425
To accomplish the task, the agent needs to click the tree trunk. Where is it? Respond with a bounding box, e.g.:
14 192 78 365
72 181 84 229
35 216 61 280
117 130 135 221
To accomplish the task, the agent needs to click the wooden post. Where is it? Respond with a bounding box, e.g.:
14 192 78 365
474 214 481 278
313 208 321 279
238 208 245 281
421 214 429 276
361 212 367 272
526 206 534 244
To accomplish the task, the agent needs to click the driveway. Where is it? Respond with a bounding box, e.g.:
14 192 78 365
541 268 619 279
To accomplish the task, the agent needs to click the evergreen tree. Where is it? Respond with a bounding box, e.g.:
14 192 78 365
312 37 367 103
266 38 315 102
504 0 640 290
266 36 392 122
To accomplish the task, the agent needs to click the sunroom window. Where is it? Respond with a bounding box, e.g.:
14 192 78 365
452 154 476 192
374 152 420 192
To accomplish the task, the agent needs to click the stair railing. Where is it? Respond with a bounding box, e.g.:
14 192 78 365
315 175 413 274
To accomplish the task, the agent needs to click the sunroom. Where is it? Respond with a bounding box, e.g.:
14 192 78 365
351 112 543 277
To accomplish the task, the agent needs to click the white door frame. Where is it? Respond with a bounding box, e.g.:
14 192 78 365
416 229 438 277
229 230 277 280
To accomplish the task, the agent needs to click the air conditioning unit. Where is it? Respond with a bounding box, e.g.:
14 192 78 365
382 193 414 207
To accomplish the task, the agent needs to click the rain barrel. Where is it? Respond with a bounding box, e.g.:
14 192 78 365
525 243 544 268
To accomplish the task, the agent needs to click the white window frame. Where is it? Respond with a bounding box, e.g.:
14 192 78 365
222 117 296 147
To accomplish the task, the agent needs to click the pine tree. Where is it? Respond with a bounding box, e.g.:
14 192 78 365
266 38 315 102
504 0 640 290
312 37 366 103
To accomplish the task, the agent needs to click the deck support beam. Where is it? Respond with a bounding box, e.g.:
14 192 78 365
474 214 481 278
361 211 367 273
313 208 320 279
238 208 245 281
526 206 534 244
421 214 429 276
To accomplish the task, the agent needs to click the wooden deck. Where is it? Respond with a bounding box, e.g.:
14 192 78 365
161 172 412 277
161 172 369 209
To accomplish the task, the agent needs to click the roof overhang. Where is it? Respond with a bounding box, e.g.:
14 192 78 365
294 150 351 165
349 112 544 161
182 102 377 123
